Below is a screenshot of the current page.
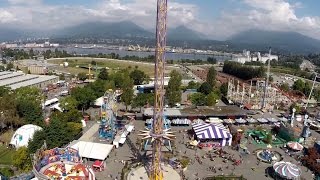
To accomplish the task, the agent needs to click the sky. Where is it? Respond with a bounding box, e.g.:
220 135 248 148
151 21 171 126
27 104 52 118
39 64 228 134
0 0 320 40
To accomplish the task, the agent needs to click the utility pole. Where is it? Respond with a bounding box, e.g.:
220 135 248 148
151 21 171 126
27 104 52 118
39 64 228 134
262 47 271 109
249 80 252 104
305 74 317 109
241 84 245 104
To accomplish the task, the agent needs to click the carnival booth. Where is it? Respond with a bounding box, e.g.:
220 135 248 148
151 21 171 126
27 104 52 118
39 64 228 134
192 123 232 148
92 160 104 172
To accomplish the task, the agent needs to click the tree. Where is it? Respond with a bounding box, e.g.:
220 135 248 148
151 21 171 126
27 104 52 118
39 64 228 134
198 82 213 95
51 109 82 123
166 70 182 107
6 62 13 70
0 86 10 97
87 79 109 98
206 92 219 106
0 92 22 128
121 75 134 111
189 93 206 106
28 130 46 154
301 148 320 174
77 72 87 81
98 68 109 80
130 69 148 85
91 60 97 66
186 81 201 90
110 71 125 88
207 57 217 64
71 87 96 110
292 79 305 93
15 87 43 125
206 66 216 88
132 93 148 112
223 61 265 80
0 65 5 71
59 96 78 111
280 83 290 92
303 81 312 96
16 100 43 125
44 118 71 149
220 83 228 96
13 147 32 172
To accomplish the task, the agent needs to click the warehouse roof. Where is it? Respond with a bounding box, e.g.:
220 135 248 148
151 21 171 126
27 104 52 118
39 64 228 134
0 71 12 76
9 75 58 90
0 72 23 80
0 74 38 86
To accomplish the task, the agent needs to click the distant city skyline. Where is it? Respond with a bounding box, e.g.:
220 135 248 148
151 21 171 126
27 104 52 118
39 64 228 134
0 0 319 40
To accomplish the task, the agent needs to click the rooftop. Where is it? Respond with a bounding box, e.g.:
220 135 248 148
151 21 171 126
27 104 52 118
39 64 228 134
0 74 39 86
181 106 247 116
143 106 247 117
9 75 58 90
0 72 23 80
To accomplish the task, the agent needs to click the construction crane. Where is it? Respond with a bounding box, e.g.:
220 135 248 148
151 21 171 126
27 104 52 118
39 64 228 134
138 1 175 179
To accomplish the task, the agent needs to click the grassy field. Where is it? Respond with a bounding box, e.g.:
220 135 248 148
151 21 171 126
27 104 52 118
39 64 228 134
48 57 178 76
0 145 14 165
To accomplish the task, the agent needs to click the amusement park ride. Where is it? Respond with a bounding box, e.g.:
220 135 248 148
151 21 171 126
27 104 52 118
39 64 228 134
139 0 176 180
99 90 117 140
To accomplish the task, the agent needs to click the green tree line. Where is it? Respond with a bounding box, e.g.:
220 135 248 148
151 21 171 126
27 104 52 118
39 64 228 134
223 61 265 80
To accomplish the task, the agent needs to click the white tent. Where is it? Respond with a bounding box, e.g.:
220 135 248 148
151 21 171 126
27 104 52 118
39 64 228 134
70 141 113 160
50 103 63 112
10 124 43 148
94 97 104 107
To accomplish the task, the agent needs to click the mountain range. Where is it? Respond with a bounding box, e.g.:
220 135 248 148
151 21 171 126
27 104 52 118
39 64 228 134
1 21 320 54
227 29 320 54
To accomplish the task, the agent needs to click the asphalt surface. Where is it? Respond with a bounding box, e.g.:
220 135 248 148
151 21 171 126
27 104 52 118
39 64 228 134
79 118 315 180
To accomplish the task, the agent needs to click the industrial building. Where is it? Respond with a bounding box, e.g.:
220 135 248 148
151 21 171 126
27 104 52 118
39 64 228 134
0 71 58 90
16 59 57 75
232 50 278 64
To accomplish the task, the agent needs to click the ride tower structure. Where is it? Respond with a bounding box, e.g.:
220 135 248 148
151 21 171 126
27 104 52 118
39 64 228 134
138 0 175 179
99 90 117 140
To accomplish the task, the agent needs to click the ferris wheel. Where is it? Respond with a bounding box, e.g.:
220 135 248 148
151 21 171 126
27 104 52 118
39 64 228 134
99 89 117 140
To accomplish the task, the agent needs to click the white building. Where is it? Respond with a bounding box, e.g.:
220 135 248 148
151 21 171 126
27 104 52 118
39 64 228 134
5 44 18 48
232 50 278 64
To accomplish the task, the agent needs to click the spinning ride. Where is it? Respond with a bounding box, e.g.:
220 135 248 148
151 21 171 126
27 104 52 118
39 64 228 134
32 147 95 180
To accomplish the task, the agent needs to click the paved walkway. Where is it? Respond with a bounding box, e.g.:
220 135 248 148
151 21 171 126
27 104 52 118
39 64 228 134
79 123 99 142
127 165 180 180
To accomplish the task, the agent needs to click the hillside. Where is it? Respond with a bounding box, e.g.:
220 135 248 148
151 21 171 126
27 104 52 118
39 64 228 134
53 21 154 39
228 29 320 54
167 26 205 40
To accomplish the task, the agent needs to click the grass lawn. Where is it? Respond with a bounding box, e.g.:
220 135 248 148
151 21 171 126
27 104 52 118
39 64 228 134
48 57 177 77
0 145 14 165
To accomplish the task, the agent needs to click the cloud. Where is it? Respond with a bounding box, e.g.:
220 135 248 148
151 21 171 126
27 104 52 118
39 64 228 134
0 9 16 23
212 0 320 39
0 0 319 40
7 0 42 5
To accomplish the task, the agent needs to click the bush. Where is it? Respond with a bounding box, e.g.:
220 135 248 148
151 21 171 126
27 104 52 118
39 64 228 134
0 167 14 177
